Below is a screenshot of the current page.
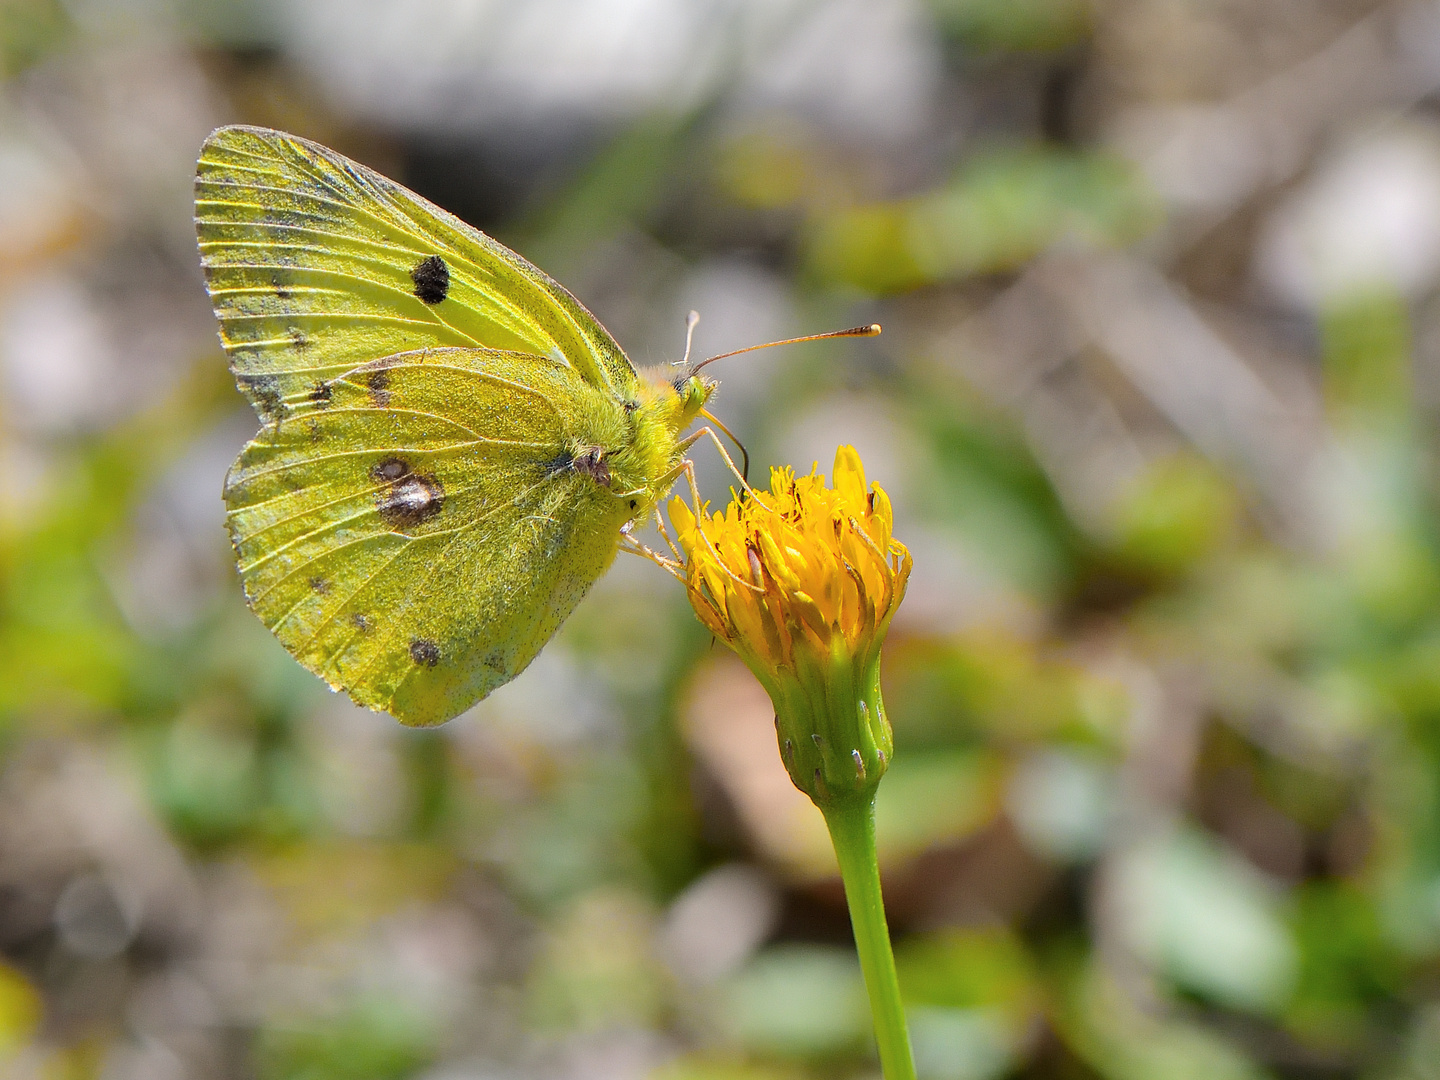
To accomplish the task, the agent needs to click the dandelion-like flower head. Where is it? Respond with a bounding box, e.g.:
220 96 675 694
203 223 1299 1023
669 446 911 803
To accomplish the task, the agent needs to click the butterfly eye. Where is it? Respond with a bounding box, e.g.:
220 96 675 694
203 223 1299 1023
671 375 711 413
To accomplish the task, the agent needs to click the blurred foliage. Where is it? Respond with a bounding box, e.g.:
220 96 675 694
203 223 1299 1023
808 148 1158 294
257 995 438 1080
718 945 869 1059
0 2 1436 1079
0 960 41 1060
0 0 68 79
927 0 1091 54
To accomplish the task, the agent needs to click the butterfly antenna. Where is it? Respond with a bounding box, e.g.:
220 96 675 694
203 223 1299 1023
676 310 701 368
699 407 750 483
689 323 881 377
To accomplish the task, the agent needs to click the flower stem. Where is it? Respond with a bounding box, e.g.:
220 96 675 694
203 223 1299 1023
822 796 917 1080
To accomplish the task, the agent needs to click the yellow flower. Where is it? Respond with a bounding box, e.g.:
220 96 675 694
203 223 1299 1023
669 446 911 805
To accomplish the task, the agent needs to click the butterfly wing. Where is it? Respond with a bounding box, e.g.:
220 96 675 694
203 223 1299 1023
195 125 637 422
225 347 638 726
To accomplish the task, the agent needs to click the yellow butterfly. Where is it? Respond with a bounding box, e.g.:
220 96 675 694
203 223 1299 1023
196 125 873 727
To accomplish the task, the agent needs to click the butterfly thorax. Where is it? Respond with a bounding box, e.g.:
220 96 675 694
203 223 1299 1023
604 370 714 511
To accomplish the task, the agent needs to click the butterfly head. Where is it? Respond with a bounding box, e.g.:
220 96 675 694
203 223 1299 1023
674 372 716 426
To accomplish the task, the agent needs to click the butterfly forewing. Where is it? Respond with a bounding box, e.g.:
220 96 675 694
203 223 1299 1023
224 347 637 726
196 125 637 422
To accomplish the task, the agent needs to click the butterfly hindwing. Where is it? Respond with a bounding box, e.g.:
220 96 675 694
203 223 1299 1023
195 125 637 424
224 347 635 726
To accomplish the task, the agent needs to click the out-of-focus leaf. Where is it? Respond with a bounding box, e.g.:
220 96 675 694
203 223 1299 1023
0 0 70 78
1110 454 1239 579
907 1006 1015 1080
807 147 1158 293
649 1059 805 1080
525 888 665 1035
255 842 457 940
718 945 869 1059
1321 291 1411 422
519 116 696 269
897 931 1037 1080
913 392 1090 597
897 924 1039 1012
1285 882 1402 1055
928 0 1091 53
1006 747 1117 862
875 749 998 864
145 717 261 848
0 961 40 1061
716 125 831 212
1063 963 1272 1080
0 359 234 722
257 994 437 1080
1115 826 1297 1013
885 633 1128 751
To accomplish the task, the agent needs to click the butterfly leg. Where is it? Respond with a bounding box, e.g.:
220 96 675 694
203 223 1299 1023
618 521 684 579
650 502 686 563
641 435 716 526
622 429 774 589
612 473 689 569
613 474 687 567
657 454 766 595
670 426 770 505
615 457 693 571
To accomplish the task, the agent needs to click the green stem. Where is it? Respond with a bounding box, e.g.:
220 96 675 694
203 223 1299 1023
822 796 917 1080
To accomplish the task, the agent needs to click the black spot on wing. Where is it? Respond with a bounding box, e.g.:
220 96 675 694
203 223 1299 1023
411 254 449 304
370 457 444 529
309 381 332 407
367 367 391 407
372 457 409 482
350 612 372 633
410 639 440 667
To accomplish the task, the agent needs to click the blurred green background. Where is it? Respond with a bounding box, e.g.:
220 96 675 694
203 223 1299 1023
2 0 1439 1077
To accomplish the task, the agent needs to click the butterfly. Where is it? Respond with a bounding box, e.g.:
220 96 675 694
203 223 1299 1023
196 126 878 727
193 125 732 727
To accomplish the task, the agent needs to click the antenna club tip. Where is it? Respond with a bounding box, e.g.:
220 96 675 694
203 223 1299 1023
691 321 882 371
